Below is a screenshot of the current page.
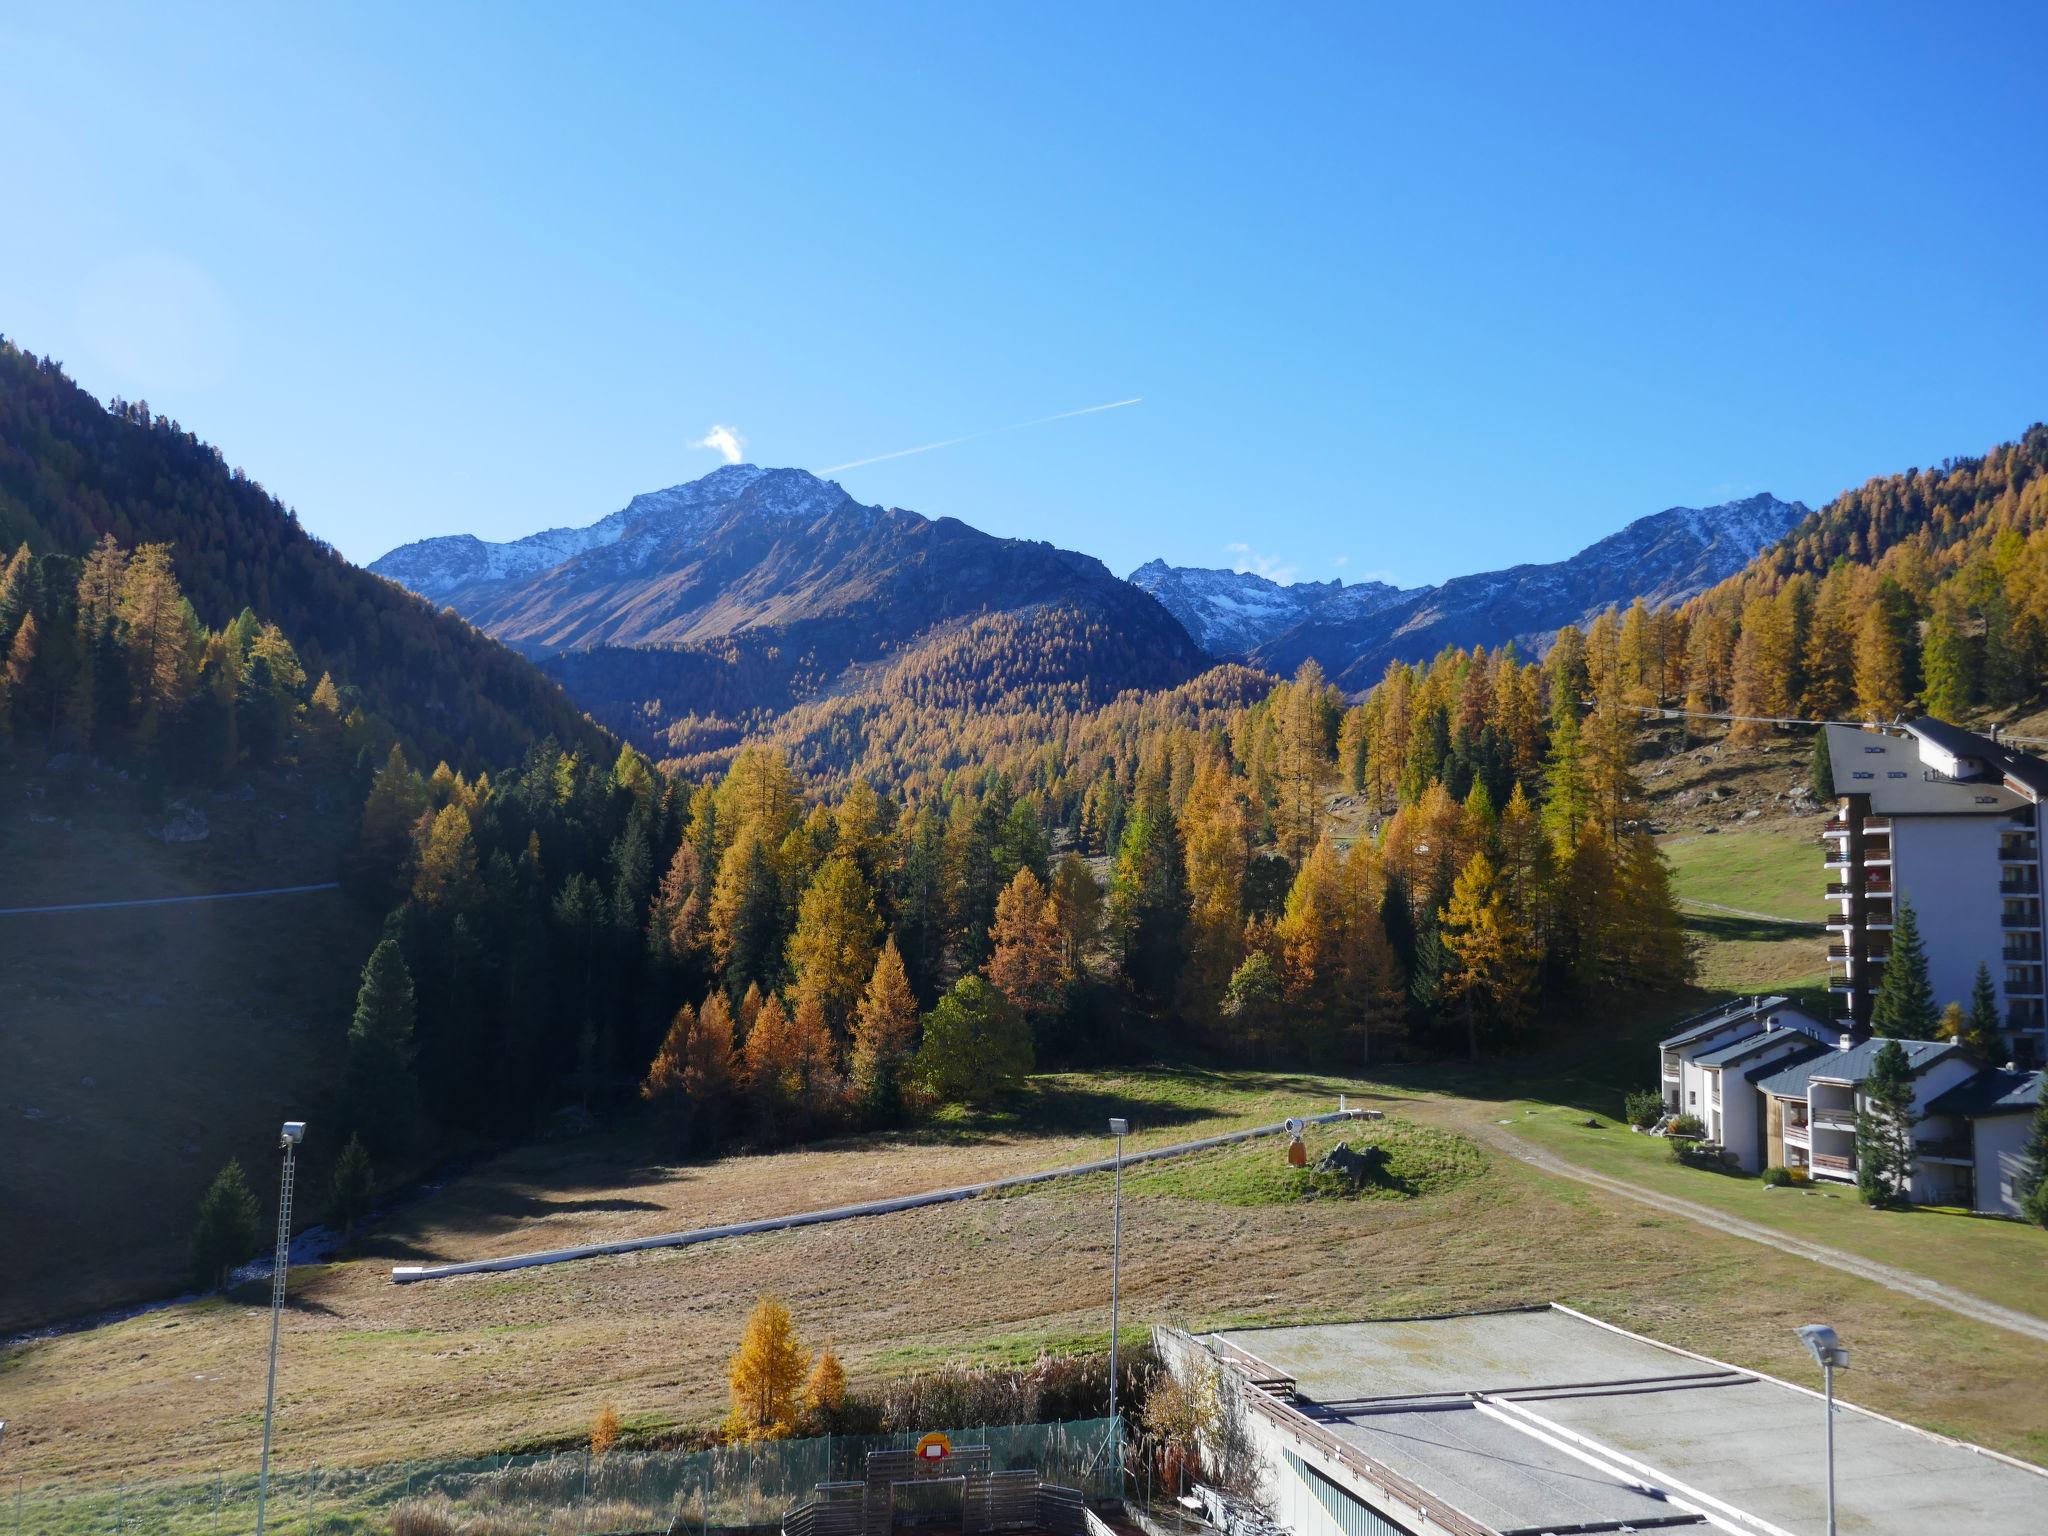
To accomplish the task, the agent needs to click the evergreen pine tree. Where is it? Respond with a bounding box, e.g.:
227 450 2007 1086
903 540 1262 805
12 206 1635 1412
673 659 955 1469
343 939 419 1154
1809 729 1834 804
325 1134 375 1247
191 1157 262 1289
1868 894 1937 1039
1853 1039 1917 1208
2016 1097 2048 1228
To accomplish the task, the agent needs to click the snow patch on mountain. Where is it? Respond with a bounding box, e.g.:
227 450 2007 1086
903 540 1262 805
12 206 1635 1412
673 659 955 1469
370 465 852 599
1128 561 1420 657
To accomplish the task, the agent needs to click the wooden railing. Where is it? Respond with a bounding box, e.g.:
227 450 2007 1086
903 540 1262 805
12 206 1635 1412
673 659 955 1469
1812 1151 1854 1173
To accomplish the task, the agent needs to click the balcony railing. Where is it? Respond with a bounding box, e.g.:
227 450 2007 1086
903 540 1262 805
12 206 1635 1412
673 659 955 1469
1662 1051 1681 1079
2003 912 2041 929
1916 1137 1974 1162
1811 1108 1859 1132
1828 946 1888 964
1826 816 1889 834
1812 1151 1855 1173
2006 946 2045 963
2001 877 2042 894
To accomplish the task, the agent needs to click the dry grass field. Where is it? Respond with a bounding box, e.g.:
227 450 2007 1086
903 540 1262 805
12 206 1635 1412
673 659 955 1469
7 1067 2048 1496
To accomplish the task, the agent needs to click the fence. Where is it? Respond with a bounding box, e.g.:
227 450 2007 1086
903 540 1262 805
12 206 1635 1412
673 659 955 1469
8 1420 1122 1536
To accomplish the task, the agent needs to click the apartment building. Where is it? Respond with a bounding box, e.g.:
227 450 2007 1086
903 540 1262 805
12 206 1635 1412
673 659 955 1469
1921 1067 2045 1216
1824 716 2048 1067
1756 1037 1978 1203
1658 995 1829 1121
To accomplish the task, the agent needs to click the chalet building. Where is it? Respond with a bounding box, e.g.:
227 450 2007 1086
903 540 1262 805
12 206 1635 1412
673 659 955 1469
1656 996 1831 1168
1755 1037 1978 1203
1920 1067 2044 1216
1824 716 2048 1066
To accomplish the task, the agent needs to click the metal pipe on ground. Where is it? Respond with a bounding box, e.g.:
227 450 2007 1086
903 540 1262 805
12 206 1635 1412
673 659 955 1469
392 1108 1372 1284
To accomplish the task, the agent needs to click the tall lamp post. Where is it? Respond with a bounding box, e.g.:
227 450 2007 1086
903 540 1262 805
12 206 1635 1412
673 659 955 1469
1107 1117 1128 1445
255 1121 306 1536
1796 1323 1849 1536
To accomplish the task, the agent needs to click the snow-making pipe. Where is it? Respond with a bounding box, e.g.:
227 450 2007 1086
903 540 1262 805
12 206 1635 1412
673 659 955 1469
391 1106 1371 1284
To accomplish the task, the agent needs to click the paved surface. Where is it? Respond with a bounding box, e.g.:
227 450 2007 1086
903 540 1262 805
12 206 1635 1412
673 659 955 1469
0 881 342 916
1218 1310 2048 1536
1470 1114 2048 1344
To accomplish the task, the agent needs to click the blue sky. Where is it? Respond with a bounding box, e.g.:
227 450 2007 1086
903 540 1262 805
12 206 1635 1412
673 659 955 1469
3 3 2043 585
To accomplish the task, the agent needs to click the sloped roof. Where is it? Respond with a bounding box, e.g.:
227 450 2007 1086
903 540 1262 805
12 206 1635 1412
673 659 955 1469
1755 1037 1958 1097
1924 1068 2043 1119
1693 1026 1827 1070
1745 1041 1830 1084
1659 995 1796 1050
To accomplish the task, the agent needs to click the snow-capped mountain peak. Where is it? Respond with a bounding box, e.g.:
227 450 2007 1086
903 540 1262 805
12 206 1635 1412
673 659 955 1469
370 464 855 599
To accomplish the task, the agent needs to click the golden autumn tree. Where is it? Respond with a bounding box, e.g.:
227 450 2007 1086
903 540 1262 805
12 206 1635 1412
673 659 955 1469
805 1348 847 1429
1276 836 1345 1028
725 1295 811 1441
643 996 739 1148
1441 851 1537 1063
117 542 198 727
986 867 1063 1026
786 854 882 1029
849 939 919 1120
1178 750 1252 1013
412 802 480 906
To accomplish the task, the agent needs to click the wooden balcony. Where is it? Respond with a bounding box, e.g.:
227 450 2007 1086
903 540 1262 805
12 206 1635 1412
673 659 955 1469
1811 1108 1859 1132
1916 1137 1974 1163
1811 1151 1855 1173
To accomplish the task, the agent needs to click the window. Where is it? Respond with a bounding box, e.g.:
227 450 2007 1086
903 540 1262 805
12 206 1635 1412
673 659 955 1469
1864 746 1885 754
1853 771 1874 780
1688 1091 1697 1105
1888 771 1907 779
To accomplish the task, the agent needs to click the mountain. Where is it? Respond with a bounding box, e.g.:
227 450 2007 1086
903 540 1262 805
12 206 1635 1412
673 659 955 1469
0 339 607 768
1132 492 1809 690
372 466 1205 748
1126 562 1423 659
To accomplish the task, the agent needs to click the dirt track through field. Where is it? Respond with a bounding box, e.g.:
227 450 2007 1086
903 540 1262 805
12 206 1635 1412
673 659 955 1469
1460 1113 2048 1343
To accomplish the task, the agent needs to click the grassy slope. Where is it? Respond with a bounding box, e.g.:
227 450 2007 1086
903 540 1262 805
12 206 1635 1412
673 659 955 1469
0 764 375 1330
5 1066 2047 1492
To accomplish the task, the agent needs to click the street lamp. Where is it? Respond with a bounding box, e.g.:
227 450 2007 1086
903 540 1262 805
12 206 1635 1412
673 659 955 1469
1796 1323 1849 1536
1108 1117 1128 1442
255 1121 306 1536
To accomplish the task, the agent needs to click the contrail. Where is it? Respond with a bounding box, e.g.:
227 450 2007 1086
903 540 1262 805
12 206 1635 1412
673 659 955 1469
821 397 1141 474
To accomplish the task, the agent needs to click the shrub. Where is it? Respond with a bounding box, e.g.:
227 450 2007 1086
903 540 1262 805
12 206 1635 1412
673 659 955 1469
389 1504 457 1536
1763 1165 1793 1187
590 1402 621 1456
1623 1090 1664 1130
1667 1112 1705 1139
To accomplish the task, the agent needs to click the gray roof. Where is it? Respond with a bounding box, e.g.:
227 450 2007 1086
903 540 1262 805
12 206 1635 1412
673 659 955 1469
1755 1036 1958 1097
1210 1309 2048 1536
1825 721 2027 815
1745 1040 1830 1084
1692 1026 1826 1070
1906 715 2048 799
1924 1068 2043 1119
1658 995 1794 1050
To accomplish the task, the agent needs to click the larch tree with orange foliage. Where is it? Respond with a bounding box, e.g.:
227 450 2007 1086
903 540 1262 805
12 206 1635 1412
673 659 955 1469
850 940 919 1120
725 1295 811 1442
986 868 1063 1027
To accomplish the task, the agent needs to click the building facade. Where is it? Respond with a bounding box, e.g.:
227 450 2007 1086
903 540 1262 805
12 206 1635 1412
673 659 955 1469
1824 717 2048 1067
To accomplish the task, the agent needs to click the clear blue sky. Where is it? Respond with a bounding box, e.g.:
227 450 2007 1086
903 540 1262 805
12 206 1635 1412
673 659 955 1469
4 3 2043 586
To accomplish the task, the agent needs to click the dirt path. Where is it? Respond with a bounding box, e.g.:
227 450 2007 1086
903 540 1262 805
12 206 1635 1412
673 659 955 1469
1676 896 1822 927
1452 1109 2048 1343
0 881 341 916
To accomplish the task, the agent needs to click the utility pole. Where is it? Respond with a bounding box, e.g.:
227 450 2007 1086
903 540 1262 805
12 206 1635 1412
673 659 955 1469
256 1122 306 1536
1796 1324 1848 1536
1108 1118 1128 1447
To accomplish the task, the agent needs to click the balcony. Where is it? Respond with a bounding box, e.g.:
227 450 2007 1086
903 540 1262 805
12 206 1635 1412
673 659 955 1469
1811 1151 1856 1174
1826 816 1889 835
1662 1051 1681 1080
2007 973 2046 999
2003 912 2041 929
1863 848 1893 867
2001 876 2042 895
1916 1137 1974 1163
1828 945 1888 964
1811 1106 1859 1132
2006 945 2045 963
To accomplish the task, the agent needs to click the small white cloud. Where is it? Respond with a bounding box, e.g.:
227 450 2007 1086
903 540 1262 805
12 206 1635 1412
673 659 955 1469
1224 542 1299 584
1332 555 1349 567
692 424 747 465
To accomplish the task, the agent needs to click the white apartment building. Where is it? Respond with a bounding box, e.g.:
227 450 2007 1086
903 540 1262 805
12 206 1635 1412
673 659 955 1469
1658 995 1828 1120
1824 717 2048 1067
1755 1036 1979 1204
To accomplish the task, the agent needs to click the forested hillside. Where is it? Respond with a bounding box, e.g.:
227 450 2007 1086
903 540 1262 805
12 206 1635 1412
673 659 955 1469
1674 426 2048 728
0 340 607 769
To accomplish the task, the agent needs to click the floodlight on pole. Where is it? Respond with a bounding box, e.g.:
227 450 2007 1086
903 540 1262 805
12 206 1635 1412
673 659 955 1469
1796 1324 1848 1536
255 1121 305 1536
1107 1116 1128 1467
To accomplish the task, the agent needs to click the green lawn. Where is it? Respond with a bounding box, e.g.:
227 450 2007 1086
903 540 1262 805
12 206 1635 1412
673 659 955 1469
1499 1095 2048 1322
1662 821 1823 921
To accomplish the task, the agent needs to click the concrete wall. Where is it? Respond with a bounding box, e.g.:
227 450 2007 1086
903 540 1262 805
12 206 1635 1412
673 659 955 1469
1975 1114 2034 1216
1893 816 2008 1014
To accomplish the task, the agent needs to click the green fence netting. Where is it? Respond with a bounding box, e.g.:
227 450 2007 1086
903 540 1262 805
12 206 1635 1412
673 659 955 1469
8 1417 1123 1536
